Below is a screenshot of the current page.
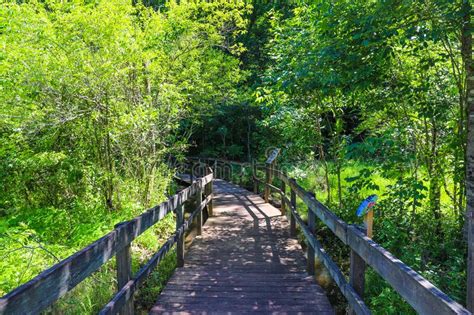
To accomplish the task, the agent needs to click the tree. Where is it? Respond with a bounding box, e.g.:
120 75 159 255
461 0 474 310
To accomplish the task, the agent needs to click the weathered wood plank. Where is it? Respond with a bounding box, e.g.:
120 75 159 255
157 295 324 305
267 183 283 195
280 179 286 215
162 283 323 292
264 166 271 202
160 290 323 299
169 272 313 280
152 300 332 313
196 184 203 236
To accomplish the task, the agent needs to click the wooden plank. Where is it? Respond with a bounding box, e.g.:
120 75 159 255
253 162 258 194
160 290 322 299
170 272 312 280
178 265 304 273
152 300 331 313
162 283 322 292
166 278 316 287
280 180 286 215
100 235 177 315
267 183 283 195
205 167 213 217
196 184 203 236
157 294 324 304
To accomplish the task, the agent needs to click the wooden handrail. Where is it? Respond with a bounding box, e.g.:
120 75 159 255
283 194 370 315
198 157 469 315
0 172 213 315
272 168 469 315
99 193 212 314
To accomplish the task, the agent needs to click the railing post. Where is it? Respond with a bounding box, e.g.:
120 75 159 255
206 168 214 217
253 161 258 194
115 223 133 315
196 181 203 236
264 163 271 203
290 180 297 237
176 204 185 268
349 225 367 315
280 179 286 215
307 193 316 276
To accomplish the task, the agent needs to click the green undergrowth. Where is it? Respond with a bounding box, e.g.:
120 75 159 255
0 189 179 314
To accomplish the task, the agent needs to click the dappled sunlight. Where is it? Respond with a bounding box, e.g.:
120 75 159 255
151 180 333 313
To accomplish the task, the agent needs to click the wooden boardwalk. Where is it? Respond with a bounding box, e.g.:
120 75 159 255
3 160 467 315
151 179 334 314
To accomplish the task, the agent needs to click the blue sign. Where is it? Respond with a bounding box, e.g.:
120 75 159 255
356 194 378 217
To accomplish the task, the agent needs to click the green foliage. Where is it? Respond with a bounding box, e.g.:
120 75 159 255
1 0 472 313
0 0 248 312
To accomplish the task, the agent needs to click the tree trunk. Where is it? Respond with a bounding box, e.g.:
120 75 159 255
337 163 342 208
462 0 474 310
247 106 252 162
428 122 443 238
315 115 331 203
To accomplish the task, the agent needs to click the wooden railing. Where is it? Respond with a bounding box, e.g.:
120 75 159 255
0 170 213 315
4 151 469 315
258 163 470 315
187 157 259 187
196 155 469 315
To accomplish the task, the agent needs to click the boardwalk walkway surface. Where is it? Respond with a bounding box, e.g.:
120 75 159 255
151 179 334 314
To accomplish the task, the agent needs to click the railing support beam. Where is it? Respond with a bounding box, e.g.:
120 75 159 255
307 200 316 276
290 181 297 237
264 164 271 203
206 168 213 217
115 223 133 315
349 225 367 315
280 179 286 215
196 182 203 236
176 204 185 268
